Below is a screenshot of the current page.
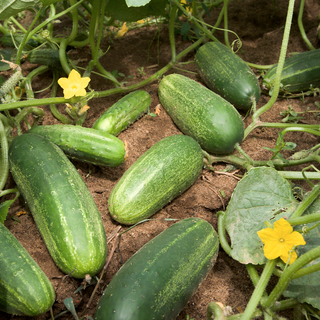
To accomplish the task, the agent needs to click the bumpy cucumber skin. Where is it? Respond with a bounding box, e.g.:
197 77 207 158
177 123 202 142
0 223 55 316
9 134 107 279
92 90 151 136
158 74 244 154
26 49 62 68
94 217 219 320
108 135 203 225
28 125 126 167
263 48 320 93
195 42 261 110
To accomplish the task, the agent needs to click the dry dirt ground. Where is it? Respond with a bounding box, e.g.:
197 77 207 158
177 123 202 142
1 0 320 319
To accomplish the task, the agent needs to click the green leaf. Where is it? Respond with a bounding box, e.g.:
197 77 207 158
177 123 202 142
224 167 298 265
283 197 320 309
63 297 79 320
0 200 14 224
125 0 151 7
106 0 167 22
0 49 14 71
0 0 40 20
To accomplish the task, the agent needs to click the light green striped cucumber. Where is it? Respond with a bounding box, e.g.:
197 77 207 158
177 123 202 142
108 134 203 225
8 133 107 279
28 124 126 167
0 223 55 316
92 90 151 136
94 217 219 320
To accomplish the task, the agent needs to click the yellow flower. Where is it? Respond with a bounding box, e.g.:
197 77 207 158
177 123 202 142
137 19 145 24
257 218 306 265
116 22 128 38
58 69 90 99
181 0 193 14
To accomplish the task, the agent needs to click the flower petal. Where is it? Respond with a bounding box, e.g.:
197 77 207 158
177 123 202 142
273 218 293 238
257 228 278 244
57 78 69 89
68 69 81 81
285 231 306 247
263 242 282 260
74 87 87 97
79 77 90 88
280 249 297 265
63 88 75 99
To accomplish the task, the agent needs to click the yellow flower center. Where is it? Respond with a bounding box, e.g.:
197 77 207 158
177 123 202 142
72 85 78 90
279 238 285 242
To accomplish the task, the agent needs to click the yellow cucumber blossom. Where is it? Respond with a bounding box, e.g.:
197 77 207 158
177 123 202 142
257 218 306 265
58 69 90 99
116 22 128 38
181 0 193 14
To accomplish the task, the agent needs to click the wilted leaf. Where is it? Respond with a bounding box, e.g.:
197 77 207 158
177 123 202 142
224 167 298 265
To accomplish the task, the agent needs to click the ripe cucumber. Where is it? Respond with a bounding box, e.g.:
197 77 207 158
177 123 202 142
28 124 126 167
158 74 244 154
94 217 219 320
108 134 203 225
92 90 151 136
8 133 107 279
263 48 320 94
26 49 63 68
0 223 55 316
195 42 261 110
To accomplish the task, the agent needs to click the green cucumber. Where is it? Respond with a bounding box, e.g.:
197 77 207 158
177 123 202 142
195 42 261 110
108 134 203 225
9 133 107 279
158 73 244 154
26 49 63 68
92 90 151 136
1 34 39 48
28 124 126 167
0 223 55 316
94 217 219 320
263 49 320 94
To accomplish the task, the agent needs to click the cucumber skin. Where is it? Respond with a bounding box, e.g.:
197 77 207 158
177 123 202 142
26 49 62 68
108 135 203 225
195 42 261 110
94 217 219 320
9 134 107 279
158 74 244 155
28 125 126 167
0 223 55 316
263 49 320 93
93 90 151 136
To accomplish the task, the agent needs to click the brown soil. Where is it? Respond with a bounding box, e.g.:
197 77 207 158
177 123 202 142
1 0 320 319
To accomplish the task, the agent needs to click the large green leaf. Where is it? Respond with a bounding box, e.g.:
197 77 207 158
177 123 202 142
283 197 320 309
224 167 298 265
106 0 167 22
0 0 40 20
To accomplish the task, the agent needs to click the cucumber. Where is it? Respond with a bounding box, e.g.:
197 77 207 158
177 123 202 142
0 223 55 316
28 124 126 167
158 73 244 155
195 42 261 110
108 134 203 225
263 49 320 94
1 34 39 48
94 217 219 320
26 49 63 68
92 90 151 136
8 133 107 279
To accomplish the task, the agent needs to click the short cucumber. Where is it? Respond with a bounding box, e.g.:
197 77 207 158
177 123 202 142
9 133 107 279
195 42 261 110
26 49 63 68
93 90 151 136
28 124 126 167
108 134 203 225
158 73 244 154
0 223 55 316
263 49 320 94
94 217 219 320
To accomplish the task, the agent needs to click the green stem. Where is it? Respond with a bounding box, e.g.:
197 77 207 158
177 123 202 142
288 211 320 226
217 211 232 255
252 0 296 121
0 188 19 197
291 261 320 279
223 0 230 48
169 3 178 63
207 302 224 320
278 171 320 180
15 107 45 127
297 0 315 50
0 118 9 191
240 260 277 320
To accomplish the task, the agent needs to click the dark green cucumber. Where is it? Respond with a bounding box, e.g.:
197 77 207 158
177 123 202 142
0 223 55 316
158 74 244 154
26 49 63 68
108 134 203 225
92 90 151 136
94 217 219 320
1 34 39 48
9 134 107 279
28 125 126 167
195 42 261 110
263 49 320 94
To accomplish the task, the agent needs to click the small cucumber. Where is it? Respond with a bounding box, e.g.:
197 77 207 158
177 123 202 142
92 90 151 136
263 49 320 94
0 223 55 316
94 217 219 320
195 42 261 110
9 133 107 279
108 134 203 225
28 125 126 167
26 49 63 68
158 73 244 154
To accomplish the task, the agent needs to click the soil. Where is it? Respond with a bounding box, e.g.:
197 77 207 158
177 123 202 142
1 0 320 319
